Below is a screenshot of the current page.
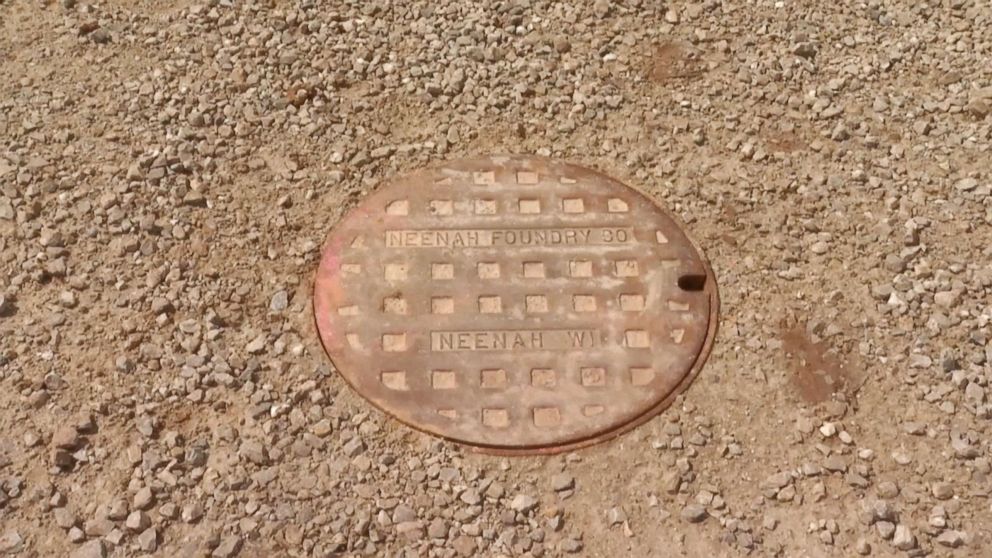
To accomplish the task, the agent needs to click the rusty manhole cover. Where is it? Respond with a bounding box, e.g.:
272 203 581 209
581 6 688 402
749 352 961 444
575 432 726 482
313 156 718 454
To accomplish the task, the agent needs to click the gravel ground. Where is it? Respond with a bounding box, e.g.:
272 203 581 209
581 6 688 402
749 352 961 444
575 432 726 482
1 0 991 556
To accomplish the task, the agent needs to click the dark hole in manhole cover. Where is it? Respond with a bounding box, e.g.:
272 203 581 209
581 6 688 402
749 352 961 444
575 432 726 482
313 156 719 454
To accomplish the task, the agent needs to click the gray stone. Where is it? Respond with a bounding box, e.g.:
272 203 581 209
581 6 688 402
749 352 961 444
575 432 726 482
83 518 114 537
239 440 269 465
560 536 583 553
427 518 447 539
965 382 986 404
823 456 847 472
107 499 128 520
0 198 13 220
342 438 365 458
955 178 978 191
931 482 953 500
459 488 481 505
52 426 81 449
510 494 538 513
70 539 107 558
159 503 178 519
680 504 707 523
935 530 965 548
877 481 899 499
551 473 575 492
182 502 204 523
212 535 242 557
126 510 151 531
392 504 417 523
0 531 23 554
396 520 425 541
269 290 289 312
606 506 627 526
54 507 78 529
892 524 915 550
133 487 155 510
138 527 158 552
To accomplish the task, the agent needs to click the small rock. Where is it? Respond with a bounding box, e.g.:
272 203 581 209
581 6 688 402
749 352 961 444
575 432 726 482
884 253 906 273
452 535 476 556
892 524 915 550
133 487 155 510
67 527 85 543
931 482 954 500
106 529 124 546
52 426 81 449
901 422 925 435
662 470 682 494
342 438 365 458
51 448 75 469
965 382 986 404
311 420 333 437
793 42 817 58
245 335 267 354
933 291 959 308
126 510 151 531
89 28 111 44
763 472 792 490
395 520 425 541
0 296 13 316
510 494 538 513
459 489 481 506
159 503 178 519
559 536 583 553
0 199 14 221
107 499 128 520
876 520 895 539
239 440 269 465
606 506 627 526
83 518 114 537
54 507 78 529
138 527 158 552
0 531 23 554
823 456 847 472
392 504 417 523
892 451 913 465
955 178 978 191
877 481 900 499
212 535 242 558
70 540 107 558
427 518 447 539
681 504 707 523
551 473 575 492
935 530 965 548
269 290 289 312
592 0 611 18
182 502 204 523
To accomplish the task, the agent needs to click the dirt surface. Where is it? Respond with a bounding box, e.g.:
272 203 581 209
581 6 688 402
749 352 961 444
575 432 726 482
1 1 991 557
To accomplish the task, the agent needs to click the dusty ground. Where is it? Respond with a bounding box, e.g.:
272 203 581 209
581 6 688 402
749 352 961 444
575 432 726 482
1 0 991 557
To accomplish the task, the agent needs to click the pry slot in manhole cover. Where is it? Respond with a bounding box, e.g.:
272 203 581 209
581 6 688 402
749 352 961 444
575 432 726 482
313 156 718 454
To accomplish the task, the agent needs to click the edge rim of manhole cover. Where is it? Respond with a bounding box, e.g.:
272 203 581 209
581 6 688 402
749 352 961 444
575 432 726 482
312 155 720 456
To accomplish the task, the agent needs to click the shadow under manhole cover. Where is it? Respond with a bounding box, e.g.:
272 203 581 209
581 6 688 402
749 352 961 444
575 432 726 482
313 156 719 454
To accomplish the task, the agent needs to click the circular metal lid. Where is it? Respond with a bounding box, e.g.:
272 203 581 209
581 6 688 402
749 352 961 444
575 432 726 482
313 156 718 454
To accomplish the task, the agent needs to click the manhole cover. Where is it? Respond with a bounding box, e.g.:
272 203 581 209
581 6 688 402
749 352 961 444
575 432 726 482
313 156 718 454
